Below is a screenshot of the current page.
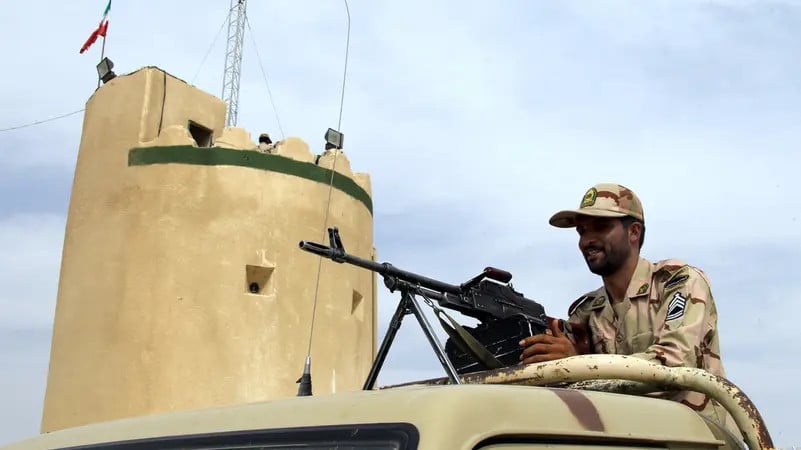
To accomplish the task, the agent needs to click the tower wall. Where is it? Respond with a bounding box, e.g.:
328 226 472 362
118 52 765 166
41 67 377 432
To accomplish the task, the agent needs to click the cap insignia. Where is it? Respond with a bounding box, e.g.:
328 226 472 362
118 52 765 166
581 187 597 208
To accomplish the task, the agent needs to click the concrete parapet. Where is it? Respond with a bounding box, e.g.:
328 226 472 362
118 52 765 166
353 173 372 198
317 148 353 178
214 126 257 150
140 124 196 147
274 137 316 164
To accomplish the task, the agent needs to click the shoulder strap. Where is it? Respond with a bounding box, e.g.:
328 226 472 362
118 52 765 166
434 308 504 370
568 294 596 316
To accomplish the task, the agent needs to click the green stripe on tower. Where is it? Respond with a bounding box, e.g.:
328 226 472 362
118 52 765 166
128 145 373 215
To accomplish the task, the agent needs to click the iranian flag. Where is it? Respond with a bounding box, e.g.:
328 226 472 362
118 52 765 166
79 0 111 54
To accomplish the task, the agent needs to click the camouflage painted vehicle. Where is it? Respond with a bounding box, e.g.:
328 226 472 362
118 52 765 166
0 354 774 450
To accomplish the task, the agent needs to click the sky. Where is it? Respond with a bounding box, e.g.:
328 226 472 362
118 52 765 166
1 0 800 447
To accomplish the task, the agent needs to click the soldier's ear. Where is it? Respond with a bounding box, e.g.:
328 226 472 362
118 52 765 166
627 220 643 246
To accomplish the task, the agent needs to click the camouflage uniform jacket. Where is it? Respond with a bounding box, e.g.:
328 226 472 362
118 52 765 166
567 257 739 437
258 142 276 153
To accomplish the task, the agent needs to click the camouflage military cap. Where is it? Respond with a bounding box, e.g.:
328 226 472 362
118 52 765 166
549 183 645 228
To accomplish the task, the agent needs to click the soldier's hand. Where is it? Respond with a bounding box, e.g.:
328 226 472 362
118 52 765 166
518 319 578 364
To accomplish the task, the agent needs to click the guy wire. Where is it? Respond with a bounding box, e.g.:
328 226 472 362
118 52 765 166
190 5 231 85
1 4 235 135
245 15 285 139
305 0 351 357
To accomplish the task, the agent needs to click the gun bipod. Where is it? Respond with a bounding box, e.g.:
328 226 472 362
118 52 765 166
362 279 462 390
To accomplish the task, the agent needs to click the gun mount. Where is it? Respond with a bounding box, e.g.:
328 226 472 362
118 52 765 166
299 227 550 389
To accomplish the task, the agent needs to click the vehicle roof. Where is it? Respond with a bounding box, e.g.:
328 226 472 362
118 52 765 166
3 384 724 449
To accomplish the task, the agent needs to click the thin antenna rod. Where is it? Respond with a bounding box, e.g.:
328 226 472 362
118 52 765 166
298 0 352 396
337 0 351 130
221 0 247 127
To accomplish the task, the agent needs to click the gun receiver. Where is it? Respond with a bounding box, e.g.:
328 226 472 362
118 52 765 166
299 227 551 388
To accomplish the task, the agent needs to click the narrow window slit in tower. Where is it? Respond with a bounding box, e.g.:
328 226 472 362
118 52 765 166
246 265 274 296
188 120 213 147
352 289 364 321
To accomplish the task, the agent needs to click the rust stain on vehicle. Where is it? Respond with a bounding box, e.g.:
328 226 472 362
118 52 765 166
715 374 774 450
379 357 777 450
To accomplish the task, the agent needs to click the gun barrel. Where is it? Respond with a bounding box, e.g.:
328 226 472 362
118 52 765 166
297 240 336 258
298 240 461 295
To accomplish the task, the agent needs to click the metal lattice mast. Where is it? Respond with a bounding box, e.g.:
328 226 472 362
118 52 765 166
221 0 247 127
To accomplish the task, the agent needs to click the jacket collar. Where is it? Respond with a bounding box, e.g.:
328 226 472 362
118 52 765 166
625 257 653 300
588 257 653 311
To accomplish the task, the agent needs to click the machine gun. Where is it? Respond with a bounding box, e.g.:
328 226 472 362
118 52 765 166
299 227 551 389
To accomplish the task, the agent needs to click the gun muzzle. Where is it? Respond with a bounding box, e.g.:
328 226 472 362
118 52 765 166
299 240 329 255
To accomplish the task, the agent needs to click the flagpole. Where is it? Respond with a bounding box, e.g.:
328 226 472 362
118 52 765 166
97 34 106 88
96 0 110 88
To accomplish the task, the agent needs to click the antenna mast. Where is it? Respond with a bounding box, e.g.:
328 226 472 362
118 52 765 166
221 0 247 127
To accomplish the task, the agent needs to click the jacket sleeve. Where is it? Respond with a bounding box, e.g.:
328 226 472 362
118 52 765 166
563 294 597 355
627 267 717 368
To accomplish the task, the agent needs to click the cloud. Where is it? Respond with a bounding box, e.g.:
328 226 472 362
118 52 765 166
0 167 73 219
0 328 52 446
0 115 85 170
0 214 64 331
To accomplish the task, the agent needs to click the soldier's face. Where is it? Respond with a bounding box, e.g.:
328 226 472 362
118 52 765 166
574 216 632 276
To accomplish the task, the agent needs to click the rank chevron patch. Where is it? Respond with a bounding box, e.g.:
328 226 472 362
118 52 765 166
666 291 687 321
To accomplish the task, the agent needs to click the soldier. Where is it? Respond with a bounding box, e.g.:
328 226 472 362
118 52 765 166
519 183 739 437
258 133 275 153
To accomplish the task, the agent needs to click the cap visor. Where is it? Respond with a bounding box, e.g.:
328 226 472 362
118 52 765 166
549 209 628 228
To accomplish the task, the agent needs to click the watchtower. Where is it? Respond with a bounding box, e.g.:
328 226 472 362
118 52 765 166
40 66 377 432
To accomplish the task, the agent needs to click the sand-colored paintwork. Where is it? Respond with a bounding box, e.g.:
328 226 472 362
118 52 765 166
5 381 740 450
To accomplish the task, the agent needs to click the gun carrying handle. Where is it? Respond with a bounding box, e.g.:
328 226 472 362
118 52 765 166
547 317 593 355
483 267 512 283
